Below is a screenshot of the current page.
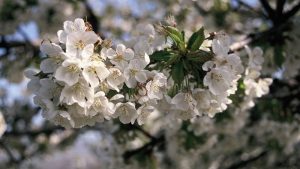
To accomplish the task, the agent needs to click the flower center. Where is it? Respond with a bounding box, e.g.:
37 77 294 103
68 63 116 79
67 64 80 72
75 40 85 50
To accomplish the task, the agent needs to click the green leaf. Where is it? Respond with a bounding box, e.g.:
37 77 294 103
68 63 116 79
165 54 180 67
187 50 212 62
171 60 184 84
274 46 285 67
149 50 172 62
187 27 205 51
164 26 185 51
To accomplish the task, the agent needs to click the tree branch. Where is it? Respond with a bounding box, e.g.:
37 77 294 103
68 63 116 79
123 135 164 161
283 1 300 19
276 0 286 15
260 0 276 21
193 1 208 15
234 0 267 18
224 150 268 169
5 126 64 137
0 140 18 163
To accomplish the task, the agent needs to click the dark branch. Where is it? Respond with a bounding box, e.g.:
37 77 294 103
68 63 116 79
224 150 268 169
131 125 157 140
260 0 276 21
0 140 18 163
235 0 267 18
276 0 286 15
123 135 164 161
284 1 300 19
5 126 64 137
193 1 208 15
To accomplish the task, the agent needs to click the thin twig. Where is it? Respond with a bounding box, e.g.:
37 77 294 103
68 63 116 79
260 0 276 21
0 140 18 163
123 135 164 161
224 150 268 169
283 1 300 19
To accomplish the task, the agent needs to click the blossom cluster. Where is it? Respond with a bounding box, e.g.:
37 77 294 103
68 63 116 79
25 18 168 128
0 111 6 138
242 46 273 110
26 18 268 128
158 32 244 120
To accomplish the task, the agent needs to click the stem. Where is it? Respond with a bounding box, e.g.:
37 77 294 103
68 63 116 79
123 135 164 161
0 140 18 163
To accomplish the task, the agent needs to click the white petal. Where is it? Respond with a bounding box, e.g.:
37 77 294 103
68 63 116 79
116 44 126 54
40 41 63 56
55 66 79 86
82 69 99 87
57 30 67 43
123 48 134 60
83 31 98 44
82 44 94 59
106 48 116 59
40 58 57 73
95 66 110 81
135 71 147 83
74 18 86 32
125 77 137 88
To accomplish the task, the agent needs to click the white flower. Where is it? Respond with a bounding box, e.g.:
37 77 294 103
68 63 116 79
192 88 212 115
205 93 231 117
60 78 94 108
24 69 41 95
57 18 86 44
88 92 114 121
146 72 167 100
0 111 6 138
66 31 98 59
244 78 272 97
203 67 234 95
34 96 66 120
133 40 152 64
38 78 61 102
55 58 82 86
82 61 110 87
124 59 148 88
106 44 134 69
113 102 137 124
135 23 155 38
171 92 197 112
212 32 231 58
245 46 264 69
106 67 125 92
53 111 75 128
137 105 155 125
223 53 244 74
171 92 199 120
40 41 68 73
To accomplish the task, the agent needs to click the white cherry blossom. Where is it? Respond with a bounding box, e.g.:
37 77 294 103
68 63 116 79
60 78 94 108
137 105 155 125
57 18 86 44
124 59 148 88
113 102 137 124
24 69 41 95
106 44 134 69
88 92 114 121
0 111 6 138
55 58 82 86
146 72 167 100
106 67 125 92
66 31 98 59
171 92 199 119
203 67 234 95
82 61 110 87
